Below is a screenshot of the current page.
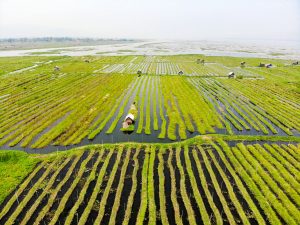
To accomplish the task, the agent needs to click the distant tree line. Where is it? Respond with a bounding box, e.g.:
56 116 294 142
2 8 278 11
0 37 136 43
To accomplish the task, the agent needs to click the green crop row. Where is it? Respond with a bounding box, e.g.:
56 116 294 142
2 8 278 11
1 139 299 225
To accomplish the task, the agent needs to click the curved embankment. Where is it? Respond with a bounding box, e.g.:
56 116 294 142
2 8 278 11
0 134 299 154
0 135 299 225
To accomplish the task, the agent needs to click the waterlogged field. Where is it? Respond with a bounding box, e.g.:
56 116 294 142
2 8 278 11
0 54 300 225
0 138 299 225
0 55 299 149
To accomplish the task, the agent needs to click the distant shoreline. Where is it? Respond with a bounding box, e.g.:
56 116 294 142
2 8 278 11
0 37 141 51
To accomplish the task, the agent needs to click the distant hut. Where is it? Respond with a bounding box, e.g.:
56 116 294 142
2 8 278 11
292 61 299 65
84 59 90 63
54 66 60 71
201 59 205 65
259 63 272 68
228 72 235 78
137 70 142 77
178 71 184 75
240 61 246 67
265 64 272 68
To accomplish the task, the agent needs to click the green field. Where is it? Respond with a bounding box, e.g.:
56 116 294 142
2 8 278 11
0 136 299 224
0 54 299 224
0 55 299 148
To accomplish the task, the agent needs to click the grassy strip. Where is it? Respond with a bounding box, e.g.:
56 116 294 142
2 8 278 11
224 79 296 135
254 144 300 194
191 148 224 225
105 78 140 134
224 113 243 131
0 160 45 220
184 145 212 224
237 143 300 221
182 78 222 132
148 146 156 224
64 150 104 225
227 101 261 131
250 109 276 134
160 78 182 140
167 147 183 225
13 74 128 147
199 145 237 225
49 75 129 142
78 148 114 225
29 76 112 147
122 146 140 225
205 148 251 225
34 75 131 146
288 143 300 152
20 157 72 225
175 146 197 224
212 140 266 224
157 147 170 225
64 78 134 144
230 102 262 132
158 77 167 139
153 77 159 131
145 78 152 134
5 160 57 225
263 144 300 182
33 152 84 225
135 147 149 224
218 140 287 224
219 134 300 142
0 151 41 205
108 147 131 225
190 77 283 135
209 79 257 132
271 144 300 170
1 98 71 147
0 70 77 131
137 77 150 134
227 107 250 130
93 146 124 224
232 145 298 225
248 145 300 206
281 144 300 162
48 151 95 225
253 106 293 135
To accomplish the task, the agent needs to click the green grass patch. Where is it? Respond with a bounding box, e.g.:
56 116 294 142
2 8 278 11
0 151 41 204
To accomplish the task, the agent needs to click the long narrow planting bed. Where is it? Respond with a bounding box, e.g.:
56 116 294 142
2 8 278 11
0 54 299 225
0 135 299 225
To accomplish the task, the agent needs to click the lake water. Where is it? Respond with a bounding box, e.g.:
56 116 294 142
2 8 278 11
0 39 299 60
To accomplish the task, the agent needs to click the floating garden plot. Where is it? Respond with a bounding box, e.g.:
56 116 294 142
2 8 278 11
0 55 299 149
0 139 299 224
0 54 300 225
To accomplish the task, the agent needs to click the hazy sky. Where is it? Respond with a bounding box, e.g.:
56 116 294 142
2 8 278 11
0 0 299 41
